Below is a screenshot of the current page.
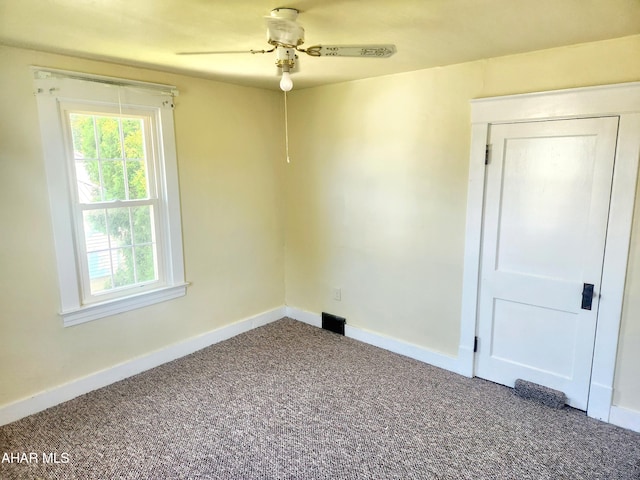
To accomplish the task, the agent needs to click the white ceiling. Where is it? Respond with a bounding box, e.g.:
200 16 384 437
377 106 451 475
1 0 639 91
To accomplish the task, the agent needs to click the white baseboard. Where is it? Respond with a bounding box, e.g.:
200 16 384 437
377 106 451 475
0 306 286 426
286 306 322 328
609 405 640 433
286 306 462 374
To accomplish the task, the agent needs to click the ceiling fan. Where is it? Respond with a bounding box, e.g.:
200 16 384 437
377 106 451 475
178 7 397 91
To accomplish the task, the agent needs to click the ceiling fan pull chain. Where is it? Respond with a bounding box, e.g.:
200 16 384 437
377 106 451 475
284 90 290 164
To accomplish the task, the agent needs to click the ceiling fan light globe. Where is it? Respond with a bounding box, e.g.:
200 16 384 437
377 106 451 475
280 71 293 91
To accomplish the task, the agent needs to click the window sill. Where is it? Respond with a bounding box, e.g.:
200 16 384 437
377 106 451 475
61 283 189 327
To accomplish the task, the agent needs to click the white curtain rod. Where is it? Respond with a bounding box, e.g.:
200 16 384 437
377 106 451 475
31 66 179 97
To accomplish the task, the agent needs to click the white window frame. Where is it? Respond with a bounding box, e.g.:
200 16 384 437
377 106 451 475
33 68 187 326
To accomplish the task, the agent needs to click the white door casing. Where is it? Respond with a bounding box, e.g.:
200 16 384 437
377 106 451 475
459 82 640 421
475 117 618 410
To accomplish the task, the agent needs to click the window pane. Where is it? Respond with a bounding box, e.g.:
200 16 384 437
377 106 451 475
131 206 153 244
70 114 97 159
102 160 126 201
83 207 158 294
127 160 148 199
123 118 144 159
112 247 135 287
83 210 108 252
96 117 123 160
87 251 112 293
107 208 132 247
75 160 101 203
69 114 153 203
135 245 157 283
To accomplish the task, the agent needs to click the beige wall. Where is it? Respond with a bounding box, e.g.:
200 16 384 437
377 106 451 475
0 45 285 406
285 63 479 355
284 35 640 409
2 35 640 414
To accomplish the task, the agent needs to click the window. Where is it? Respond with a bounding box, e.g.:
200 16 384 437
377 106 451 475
67 108 160 299
33 68 187 326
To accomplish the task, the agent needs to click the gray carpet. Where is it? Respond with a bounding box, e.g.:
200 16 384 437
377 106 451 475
1 318 639 479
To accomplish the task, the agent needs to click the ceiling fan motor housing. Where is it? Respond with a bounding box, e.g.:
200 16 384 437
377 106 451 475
270 8 299 21
276 46 296 71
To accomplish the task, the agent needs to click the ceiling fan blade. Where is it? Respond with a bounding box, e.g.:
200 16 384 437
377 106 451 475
302 45 396 58
177 48 274 56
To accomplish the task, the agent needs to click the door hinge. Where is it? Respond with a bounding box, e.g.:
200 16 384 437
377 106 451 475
474 336 479 353
485 145 491 165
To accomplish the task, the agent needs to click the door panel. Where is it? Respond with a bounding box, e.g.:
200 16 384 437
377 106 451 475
491 299 578 379
496 136 597 279
475 117 619 410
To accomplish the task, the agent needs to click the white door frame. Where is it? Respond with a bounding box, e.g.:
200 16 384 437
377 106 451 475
459 82 640 421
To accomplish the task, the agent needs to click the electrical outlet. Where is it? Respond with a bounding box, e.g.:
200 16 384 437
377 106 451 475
333 287 342 301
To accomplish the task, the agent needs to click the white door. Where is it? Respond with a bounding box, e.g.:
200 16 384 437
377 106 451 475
475 117 619 410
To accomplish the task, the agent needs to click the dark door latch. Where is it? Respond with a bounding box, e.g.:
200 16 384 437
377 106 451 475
582 283 595 310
